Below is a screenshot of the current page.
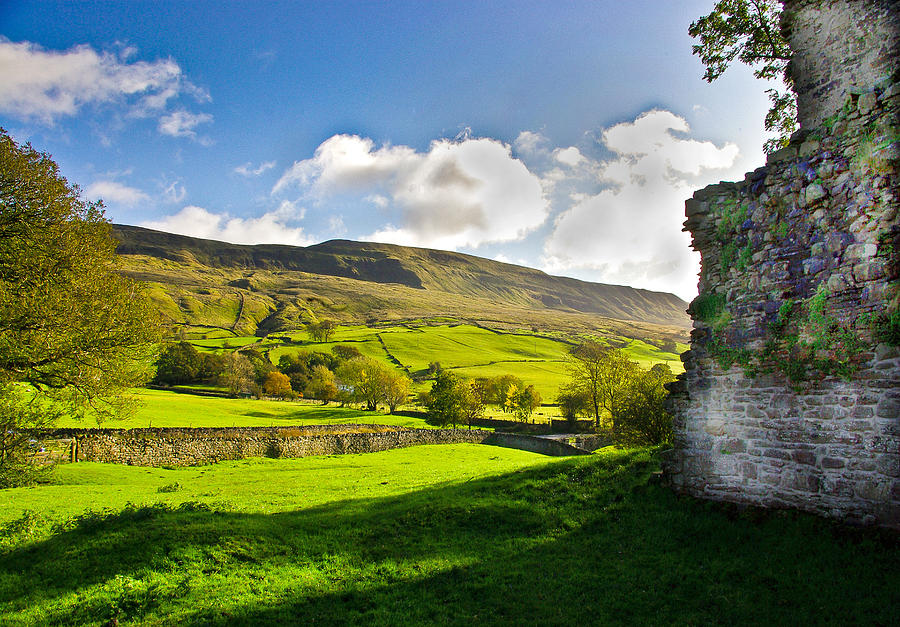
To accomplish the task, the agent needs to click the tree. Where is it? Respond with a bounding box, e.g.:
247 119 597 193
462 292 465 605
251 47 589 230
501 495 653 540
509 384 542 422
332 344 362 361
153 341 203 385
689 0 796 152
336 356 391 411
308 319 336 342
0 130 159 484
262 370 293 399
426 371 484 428
305 364 338 403
556 386 591 424
616 364 676 445
485 374 525 412
0 385 57 487
220 351 254 396
565 342 607 429
382 370 412 414
426 371 464 427
565 342 639 431
0 130 159 411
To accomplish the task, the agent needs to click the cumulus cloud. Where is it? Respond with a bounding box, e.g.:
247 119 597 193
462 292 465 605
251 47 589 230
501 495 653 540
84 181 149 207
553 146 586 167
0 38 208 129
234 160 275 177
273 134 548 250
142 203 314 246
513 130 549 156
540 110 739 300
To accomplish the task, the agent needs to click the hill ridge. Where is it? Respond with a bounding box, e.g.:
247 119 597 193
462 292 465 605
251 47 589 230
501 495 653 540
112 224 690 331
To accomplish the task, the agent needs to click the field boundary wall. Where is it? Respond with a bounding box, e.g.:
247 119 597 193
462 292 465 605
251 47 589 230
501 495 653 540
35 424 590 467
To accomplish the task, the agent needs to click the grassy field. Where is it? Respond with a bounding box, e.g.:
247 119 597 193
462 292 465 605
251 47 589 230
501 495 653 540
2 446 897 625
55 389 433 430
247 322 684 402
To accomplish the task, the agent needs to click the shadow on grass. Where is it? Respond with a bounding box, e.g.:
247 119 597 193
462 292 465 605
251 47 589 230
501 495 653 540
1 451 898 625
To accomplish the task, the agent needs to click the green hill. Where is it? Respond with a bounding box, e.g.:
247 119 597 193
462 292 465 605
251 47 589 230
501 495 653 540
112 224 690 343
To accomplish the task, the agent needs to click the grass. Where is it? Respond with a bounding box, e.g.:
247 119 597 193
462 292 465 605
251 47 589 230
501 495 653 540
56 389 432 430
2 446 897 625
261 323 684 402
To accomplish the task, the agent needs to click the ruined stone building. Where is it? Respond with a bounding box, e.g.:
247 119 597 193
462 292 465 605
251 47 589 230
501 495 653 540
664 0 899 528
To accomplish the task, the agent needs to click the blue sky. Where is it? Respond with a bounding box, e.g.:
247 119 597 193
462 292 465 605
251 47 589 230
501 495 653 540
0 1 779 300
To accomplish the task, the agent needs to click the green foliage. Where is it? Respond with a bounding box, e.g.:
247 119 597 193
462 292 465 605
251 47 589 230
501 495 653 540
706 286 870 386
154 342 201 385
331 344 362 361
615 364 677 445
425 371 484 428
759 285 867 386
336 356 411 412
219 352 254 396
555 386 591 422
305 364 339 403
872 310 900 346
565 342 642 432
707 336 753 371
508 384 542 422
689 0 796 152
0 129 160 421
692 292 729 330
0 385 57 487
307 319 336 342
735 242 754 272
714 200 749 242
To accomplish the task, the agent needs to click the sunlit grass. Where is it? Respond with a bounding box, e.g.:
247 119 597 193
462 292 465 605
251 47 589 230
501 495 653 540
55 389 431 429
2 447 896 625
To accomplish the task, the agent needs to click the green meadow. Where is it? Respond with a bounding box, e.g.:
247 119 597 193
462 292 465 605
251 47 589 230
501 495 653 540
55 389 433 430
2 447 896 625
224 321 683 402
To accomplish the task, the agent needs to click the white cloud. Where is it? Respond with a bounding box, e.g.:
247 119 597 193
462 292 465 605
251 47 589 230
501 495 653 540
329 215 347 236
514 130 549 156
541 110 740 300
84 180 149 207
163 180 186 204
142 205 315 246
234 160 275 177
0 38 207 128
158 109 213 140
366 194 389 208
274 134 548 250
553 146 585 167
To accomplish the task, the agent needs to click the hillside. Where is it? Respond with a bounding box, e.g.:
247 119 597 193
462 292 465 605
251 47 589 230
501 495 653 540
113 224 690 341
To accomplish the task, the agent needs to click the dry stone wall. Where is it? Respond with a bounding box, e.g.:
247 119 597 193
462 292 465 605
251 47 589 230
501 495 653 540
52 425 495 467
664 0 899 528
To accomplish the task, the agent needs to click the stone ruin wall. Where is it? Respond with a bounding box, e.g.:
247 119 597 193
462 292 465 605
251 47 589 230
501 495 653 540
664 0 900 528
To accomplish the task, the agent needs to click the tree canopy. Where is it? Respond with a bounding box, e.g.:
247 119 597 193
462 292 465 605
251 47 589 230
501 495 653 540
0 129 159 420
689 0 796 152
425 371 484 428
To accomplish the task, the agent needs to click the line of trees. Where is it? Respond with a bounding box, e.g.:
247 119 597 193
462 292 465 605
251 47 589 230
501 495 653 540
152 341 413 413
557 342 675 445
421 370 543 428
